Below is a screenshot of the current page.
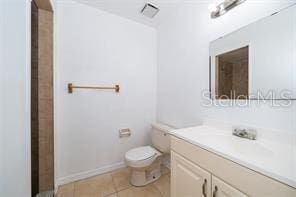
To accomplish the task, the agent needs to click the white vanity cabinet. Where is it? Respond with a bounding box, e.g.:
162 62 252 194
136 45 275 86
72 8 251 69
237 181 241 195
171 136 296 197
171 151 211 197
171 151 247 197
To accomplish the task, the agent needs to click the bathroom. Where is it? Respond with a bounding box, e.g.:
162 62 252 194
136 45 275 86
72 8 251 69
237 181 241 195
1 0 296 196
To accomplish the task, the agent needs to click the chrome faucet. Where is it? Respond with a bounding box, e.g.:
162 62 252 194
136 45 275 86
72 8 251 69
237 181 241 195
232 127 257 140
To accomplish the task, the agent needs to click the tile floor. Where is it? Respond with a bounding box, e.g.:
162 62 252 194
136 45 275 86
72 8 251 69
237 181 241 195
56 165 170 197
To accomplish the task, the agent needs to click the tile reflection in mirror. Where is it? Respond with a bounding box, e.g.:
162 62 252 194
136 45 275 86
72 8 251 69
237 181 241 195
215 46 248 99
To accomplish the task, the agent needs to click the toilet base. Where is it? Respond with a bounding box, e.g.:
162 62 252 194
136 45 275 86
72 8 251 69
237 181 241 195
130 158 161 186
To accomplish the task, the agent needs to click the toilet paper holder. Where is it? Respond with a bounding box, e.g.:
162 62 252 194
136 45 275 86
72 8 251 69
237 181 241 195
119 128 131 138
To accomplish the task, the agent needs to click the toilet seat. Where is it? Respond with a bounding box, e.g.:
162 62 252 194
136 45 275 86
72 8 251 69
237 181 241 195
125 146 161 168
126 146 156 161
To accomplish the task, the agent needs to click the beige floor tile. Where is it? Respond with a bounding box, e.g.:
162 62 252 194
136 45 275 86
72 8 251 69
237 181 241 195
57 166 170 197
105 193 117 197
160 165 170 175
56 183 75 197
153 174 170 197
117 184 162 197
111 167 132 192
74 173 116 197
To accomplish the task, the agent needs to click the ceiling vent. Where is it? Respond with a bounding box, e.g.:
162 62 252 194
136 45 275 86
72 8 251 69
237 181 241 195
141 3 159 18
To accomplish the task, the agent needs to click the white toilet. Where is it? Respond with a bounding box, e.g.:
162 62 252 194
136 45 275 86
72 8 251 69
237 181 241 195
125 123 173 186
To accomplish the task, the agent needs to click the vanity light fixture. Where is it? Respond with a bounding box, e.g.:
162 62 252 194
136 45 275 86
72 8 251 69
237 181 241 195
209 0 246 18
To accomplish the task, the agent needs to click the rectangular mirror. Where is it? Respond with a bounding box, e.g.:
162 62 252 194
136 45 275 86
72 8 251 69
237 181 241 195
210 5 296 100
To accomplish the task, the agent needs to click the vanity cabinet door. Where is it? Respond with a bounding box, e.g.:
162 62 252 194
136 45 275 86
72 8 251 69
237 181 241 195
212 176 248 197
171 151 211 197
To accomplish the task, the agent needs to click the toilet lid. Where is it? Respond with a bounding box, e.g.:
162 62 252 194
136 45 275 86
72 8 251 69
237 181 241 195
125 146 156 161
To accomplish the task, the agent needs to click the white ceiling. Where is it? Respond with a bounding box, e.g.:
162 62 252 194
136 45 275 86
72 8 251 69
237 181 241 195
72 0 191 28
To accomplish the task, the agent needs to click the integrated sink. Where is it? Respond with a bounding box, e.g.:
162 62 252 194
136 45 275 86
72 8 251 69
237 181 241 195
196 134 274 159
232 139 274 158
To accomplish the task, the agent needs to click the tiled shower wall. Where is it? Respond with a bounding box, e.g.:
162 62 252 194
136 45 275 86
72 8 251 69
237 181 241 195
31 2 54 195
217 59 248 98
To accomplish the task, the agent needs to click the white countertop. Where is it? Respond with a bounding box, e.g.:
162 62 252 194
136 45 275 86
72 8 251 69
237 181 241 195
170 124 296 188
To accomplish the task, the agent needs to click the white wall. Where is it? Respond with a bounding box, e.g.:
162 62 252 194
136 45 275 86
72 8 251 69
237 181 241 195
157 0 296 131
55 0 157 184
0 0 31 196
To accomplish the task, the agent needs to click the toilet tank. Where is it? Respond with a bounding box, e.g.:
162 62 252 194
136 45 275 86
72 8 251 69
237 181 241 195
151 123 174 153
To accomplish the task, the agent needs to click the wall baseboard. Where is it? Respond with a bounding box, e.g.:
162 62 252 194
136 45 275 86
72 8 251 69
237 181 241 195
55 161 125 188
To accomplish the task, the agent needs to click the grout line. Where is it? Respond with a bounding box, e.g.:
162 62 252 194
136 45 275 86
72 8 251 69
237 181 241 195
152 183 164 197
110 167 133 193
104 191 117 197
109 171 119 194
115 186 132 193
73 180 77 197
